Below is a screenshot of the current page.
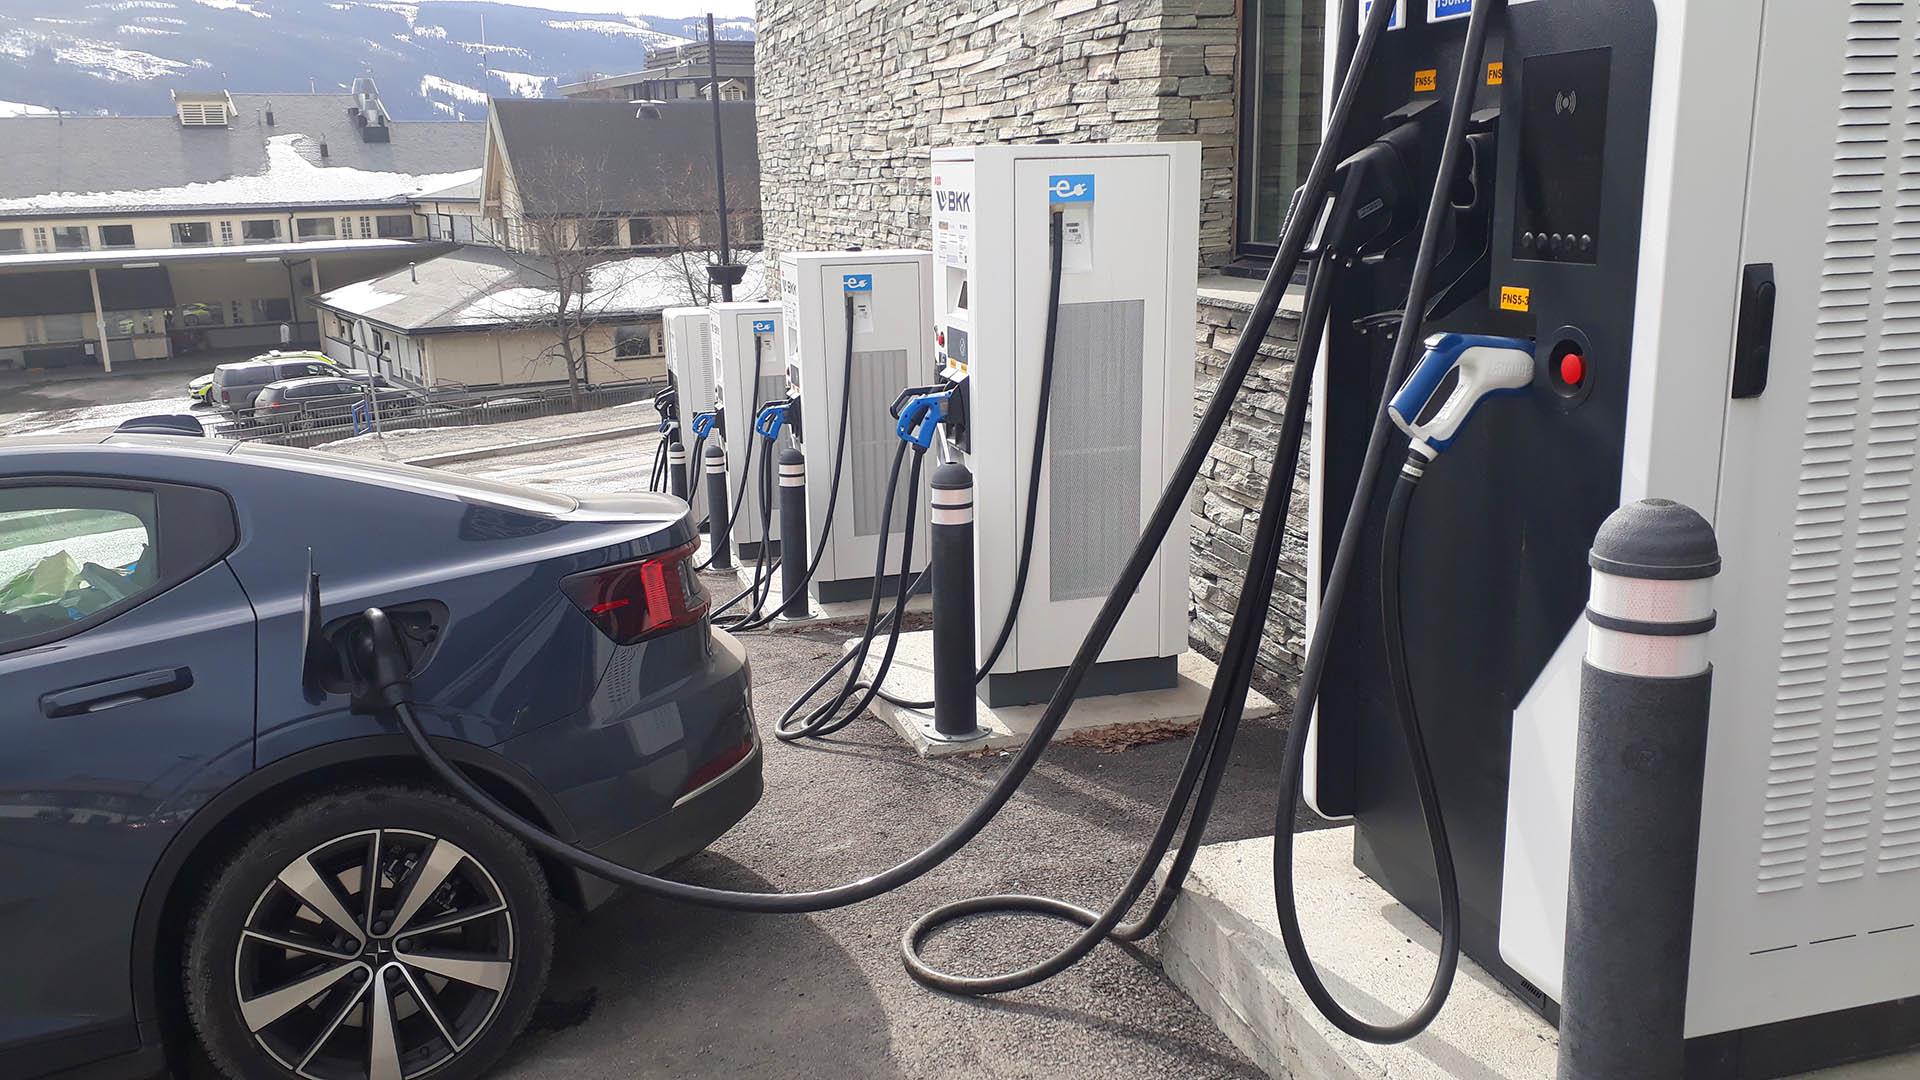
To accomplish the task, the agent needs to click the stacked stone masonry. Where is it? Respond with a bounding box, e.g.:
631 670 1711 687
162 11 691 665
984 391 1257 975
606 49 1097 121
755 0 1241 266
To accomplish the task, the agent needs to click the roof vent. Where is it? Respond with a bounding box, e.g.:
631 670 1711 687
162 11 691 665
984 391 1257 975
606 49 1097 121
173 89 235 128
350 76 393 143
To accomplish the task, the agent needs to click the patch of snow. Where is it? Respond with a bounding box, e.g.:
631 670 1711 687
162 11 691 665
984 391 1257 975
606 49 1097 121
194 0 270 16
454 41 527 58
136 14 188 24
120 23 179 34
412 23 446 38
487 70 551 98
543 18 688 46
426 99 462 119
315 278 412 318
54 40 194 80
0 100 57 116
353 1 420 20
98 0 178 8
34 17 88 25
458 252 768 325
0 133 482 213
419 74 486 106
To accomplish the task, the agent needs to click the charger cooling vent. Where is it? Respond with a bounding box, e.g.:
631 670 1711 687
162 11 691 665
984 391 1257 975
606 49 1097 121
1757 0 1920 895
850 348 914 538
1049 300 1144 602
691 320 716 412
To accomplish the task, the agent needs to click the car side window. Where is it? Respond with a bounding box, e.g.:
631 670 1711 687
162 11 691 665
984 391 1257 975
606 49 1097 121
0 486 161 650
304 364 333 376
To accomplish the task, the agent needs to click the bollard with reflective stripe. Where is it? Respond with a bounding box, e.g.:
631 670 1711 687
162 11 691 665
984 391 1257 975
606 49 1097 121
928 461 981 741
1557 499 1720 1080
778 447 809 619
704 442 733 571
667 437 690 502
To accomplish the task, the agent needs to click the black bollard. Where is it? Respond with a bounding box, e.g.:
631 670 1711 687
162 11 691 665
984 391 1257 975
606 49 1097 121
928 460 980 741
704 442 733 571
1557 498 1720 1080
778 446 809 619
667 435 689 502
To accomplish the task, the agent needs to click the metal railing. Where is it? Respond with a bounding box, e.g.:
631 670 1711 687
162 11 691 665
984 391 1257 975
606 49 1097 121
206 378 664 449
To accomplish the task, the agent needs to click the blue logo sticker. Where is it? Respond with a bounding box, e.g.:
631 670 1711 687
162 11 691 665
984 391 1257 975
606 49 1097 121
751 319 775 334
1428 0 1471 22
842 273 874 293
1359 0 1406 31
1048 174 1096 204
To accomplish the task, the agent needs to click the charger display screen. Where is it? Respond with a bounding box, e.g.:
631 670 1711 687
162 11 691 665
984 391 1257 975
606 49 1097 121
1513 47 1611 265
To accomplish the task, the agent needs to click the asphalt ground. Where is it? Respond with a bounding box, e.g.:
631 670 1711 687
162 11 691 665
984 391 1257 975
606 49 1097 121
489 606 1294 1080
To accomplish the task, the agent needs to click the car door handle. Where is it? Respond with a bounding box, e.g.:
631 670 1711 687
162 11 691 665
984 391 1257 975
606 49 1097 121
41 667 194 718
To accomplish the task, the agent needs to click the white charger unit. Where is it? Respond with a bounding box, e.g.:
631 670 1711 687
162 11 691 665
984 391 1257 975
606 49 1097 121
931 142 1199 707
706 302 785 559
777 250 934 603
662 306 715 455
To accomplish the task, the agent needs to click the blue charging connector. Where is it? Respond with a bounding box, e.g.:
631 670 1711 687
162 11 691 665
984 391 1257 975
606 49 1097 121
692 411 717 440
754 402 791 441
895 391 952 451
1389 333 1536 457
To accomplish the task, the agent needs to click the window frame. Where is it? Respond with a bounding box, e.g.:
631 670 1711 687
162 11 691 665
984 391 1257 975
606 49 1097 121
51 225 90 252
241 219 282 243
0 476 236 657
171 221 213 247
375 214 414 239
614 321 662 360
98 224 136 249
0 227 22 253
1234 0 1329 262
296 217 337 241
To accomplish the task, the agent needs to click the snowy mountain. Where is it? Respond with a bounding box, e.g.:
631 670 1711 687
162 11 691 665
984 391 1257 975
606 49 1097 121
0 0 755 120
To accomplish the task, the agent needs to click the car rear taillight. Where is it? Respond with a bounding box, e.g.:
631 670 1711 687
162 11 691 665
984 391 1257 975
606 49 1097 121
560 541 709 644
219 389 230 402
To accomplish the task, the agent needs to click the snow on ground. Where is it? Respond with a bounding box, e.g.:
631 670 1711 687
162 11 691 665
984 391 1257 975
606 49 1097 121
0 100 57 116
52 40 194 80
194 0 270 16
97 0 178 9
420 73 487 106
119 23 179 34
488 70 552 98
455 252 768 326
454 41 528 57
412 23 446 38
0 396 211 439
0 133 481 214
543 19 689 46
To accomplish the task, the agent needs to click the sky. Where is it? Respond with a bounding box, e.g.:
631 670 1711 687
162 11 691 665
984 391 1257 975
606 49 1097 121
416 0 756 19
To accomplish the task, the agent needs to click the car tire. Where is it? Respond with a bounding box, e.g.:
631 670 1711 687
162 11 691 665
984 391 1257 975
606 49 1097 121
183 785 554 1080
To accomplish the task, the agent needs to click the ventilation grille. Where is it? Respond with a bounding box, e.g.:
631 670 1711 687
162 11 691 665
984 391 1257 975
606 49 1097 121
1049 300 1145 602
691 320 716 412
849 348 913 538
1757 0 1920 895
177 101 229 127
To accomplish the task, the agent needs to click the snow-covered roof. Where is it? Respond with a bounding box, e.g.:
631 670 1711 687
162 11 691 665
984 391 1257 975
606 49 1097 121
0 92 483 218
308 243 769 334
0 236 447 271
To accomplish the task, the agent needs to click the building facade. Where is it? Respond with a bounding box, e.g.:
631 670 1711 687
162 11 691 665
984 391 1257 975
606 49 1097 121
0 83 481 372
557 41 757 103
756 0 1328 684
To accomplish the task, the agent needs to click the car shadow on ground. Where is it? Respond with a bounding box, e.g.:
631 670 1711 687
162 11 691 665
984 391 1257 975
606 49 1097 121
495 855 891 1079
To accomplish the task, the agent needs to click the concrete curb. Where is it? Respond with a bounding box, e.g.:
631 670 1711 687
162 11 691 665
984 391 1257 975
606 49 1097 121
404 423 658 467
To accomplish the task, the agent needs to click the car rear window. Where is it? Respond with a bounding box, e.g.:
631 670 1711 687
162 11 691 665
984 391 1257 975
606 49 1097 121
217 366 273 387
235 444 581 515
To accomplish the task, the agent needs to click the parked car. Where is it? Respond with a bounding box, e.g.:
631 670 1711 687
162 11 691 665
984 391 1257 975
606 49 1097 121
254 375 424 428
0 433 759 1080
210 352 345 419
186 372 215 406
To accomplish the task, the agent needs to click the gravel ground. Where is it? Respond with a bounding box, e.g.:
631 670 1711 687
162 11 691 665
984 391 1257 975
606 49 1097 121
490 606 1291 1080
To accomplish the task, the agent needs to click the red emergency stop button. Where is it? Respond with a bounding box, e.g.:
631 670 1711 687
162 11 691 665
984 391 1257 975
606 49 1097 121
1558 348 1586 388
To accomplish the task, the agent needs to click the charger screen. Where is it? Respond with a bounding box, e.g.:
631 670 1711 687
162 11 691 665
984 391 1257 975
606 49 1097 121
1513 47 1611 265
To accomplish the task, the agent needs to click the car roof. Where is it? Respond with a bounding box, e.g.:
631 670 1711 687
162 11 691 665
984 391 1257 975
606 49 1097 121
268 375 353 389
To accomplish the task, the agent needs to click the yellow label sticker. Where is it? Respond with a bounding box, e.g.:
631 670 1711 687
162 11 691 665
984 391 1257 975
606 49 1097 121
1487 61 1505 86
1414 69 1439 93
1499 286 1532 313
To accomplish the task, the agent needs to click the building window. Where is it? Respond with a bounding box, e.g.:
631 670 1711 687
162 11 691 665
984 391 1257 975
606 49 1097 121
98 224 136 248
252 297 294 324
730 211 763 244
628 217 659 246
52 226 90 251
242 219 281 243
615 322 662 360
0 228 27 252
297 218 336 241
43 313 85 341
375 214 414 239
178 302 225 327
1239 0 1326 251
720 83 745 101
31 226 47 252
358 216 373 239
218 220 234 245
172 221 212 246
583 218 620 248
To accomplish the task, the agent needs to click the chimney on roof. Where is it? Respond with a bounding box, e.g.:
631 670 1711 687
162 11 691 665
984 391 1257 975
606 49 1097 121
350 77 393 143
264 101 275 126
319 137 330 158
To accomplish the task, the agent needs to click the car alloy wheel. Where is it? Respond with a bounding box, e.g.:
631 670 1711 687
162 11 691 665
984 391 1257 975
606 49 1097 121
233 828 515 1080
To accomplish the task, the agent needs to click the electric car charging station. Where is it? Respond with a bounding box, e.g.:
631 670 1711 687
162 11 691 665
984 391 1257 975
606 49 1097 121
930 143 1199 707
663 307 716 525
39 0 1920 1074
777 249 934 605
707 302 787 562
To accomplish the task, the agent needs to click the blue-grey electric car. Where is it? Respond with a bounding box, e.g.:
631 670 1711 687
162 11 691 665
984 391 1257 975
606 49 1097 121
0 432 760 1080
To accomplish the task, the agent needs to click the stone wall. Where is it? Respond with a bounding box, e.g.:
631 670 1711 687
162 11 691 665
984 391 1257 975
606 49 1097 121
754 0 1240 266
1190 288 1310 691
